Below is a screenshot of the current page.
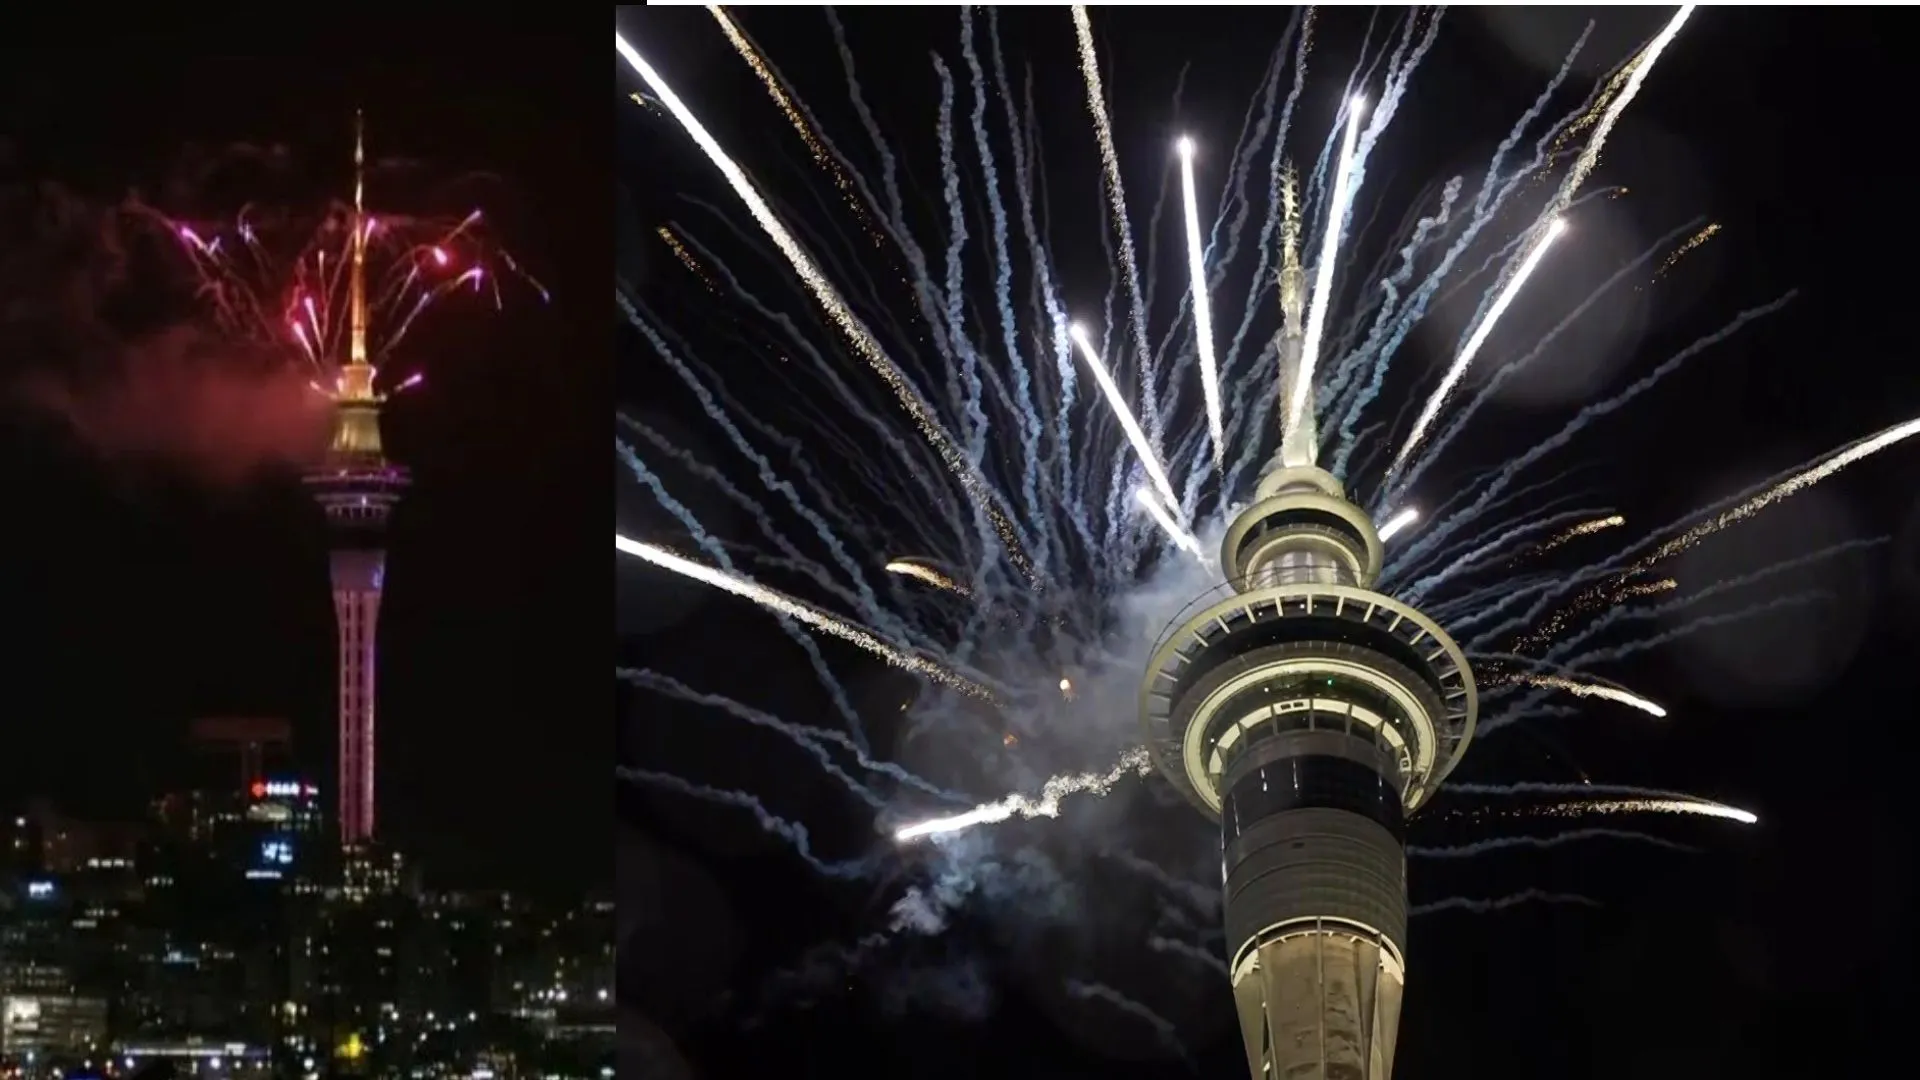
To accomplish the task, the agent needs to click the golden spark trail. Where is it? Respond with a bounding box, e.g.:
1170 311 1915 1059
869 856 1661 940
1639 415 1920 569
1391 218 1567 476
1540 514 1625 552
656 227 719 293
1505 674 1668 718
1539 797 1756 825
894 747 1154 842
1071 6 1158 443
1547 5 1696 218
885 559 970 597
1615 578 1678 600
1648 222 1720 284
616 535 993 700
615 35 1035 581
1175 137 1225 472
706 5 882 242
1285 95 1366 468
1510 575 1674 654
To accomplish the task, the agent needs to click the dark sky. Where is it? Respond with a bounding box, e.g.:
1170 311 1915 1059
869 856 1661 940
619 7 1917 1079
0 21 605 892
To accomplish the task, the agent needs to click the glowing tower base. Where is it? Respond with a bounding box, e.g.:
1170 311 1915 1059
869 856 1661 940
304 381 408 846
1141 465 1477 1080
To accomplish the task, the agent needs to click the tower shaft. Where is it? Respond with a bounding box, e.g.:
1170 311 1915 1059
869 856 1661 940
330 550 385 844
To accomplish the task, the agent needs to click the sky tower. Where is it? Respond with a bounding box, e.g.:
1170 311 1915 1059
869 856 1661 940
302 112 410 847
1138 170 1477 1079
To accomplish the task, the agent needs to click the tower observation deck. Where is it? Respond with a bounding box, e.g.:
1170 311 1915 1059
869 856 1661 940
301 113 410 847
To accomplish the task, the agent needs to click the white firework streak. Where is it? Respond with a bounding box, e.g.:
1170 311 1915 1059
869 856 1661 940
1176 137 1226 472
895 748 1154 842
1284 95 1365 467
613 34 1033 580
617 535 993 700
1506 673 1668 718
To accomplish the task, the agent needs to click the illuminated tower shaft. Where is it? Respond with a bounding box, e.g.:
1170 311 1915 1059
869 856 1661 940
303 112 409 846
1141 465 1476 1080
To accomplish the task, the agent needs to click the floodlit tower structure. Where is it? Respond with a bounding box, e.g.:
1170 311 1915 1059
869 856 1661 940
1138 169 1478 1080
302 112 410 847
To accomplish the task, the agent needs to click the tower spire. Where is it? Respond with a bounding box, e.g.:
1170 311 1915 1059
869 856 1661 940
1274 163 1314 465
342 109 375 403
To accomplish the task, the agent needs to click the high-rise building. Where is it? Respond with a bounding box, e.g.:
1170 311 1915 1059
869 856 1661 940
301 113 410 847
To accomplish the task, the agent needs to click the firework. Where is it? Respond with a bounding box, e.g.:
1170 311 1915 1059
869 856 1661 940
149 128 545 396
615 6 1909 1038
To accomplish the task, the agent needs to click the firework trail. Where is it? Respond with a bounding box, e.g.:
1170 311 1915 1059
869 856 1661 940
615 535 992 700
1647 222 1721 284
1388 216 1566 478
1498 673 1668 718
886 558 970 597
895 748 1154 842
615 6 1911 1043
1071 6 1161 447
1176 137 1226 471
614 34 1033 579
154 195 541 393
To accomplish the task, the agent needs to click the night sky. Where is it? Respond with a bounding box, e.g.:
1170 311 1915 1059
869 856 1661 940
620 8 1918 1079
0 22 606 892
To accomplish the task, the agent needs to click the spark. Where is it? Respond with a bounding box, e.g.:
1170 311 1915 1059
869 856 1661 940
1058 677 1077 701
1647 222 1720 285
1540 514 1625 552
1546 5 1697 217
705 5 880 241
1542 798 1756 825
894 748 1153 842
656 226 720 292
1069 322 1182 515
1391 217 1568 477
1639 415 1920 568
1176 136 1226 472
615 33 1034 582
1134 488 1205 560
151 194 536 391
1503 673 1668 718
884 559 970 597
616 535 992 700
1377 506 1420 543
1284 94 1365 467
1071 6 1158 443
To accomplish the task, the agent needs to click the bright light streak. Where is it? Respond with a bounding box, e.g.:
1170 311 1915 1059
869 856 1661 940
884 559 969 596
1546 798 1755 825
894 748 1153 842
1068 322 1182 515
614 34 1032 581
1641 415 1920 568
1508 673 1668 718
1377 506 1419 542
616 535 992 700
1284 94 1365 467
1391 217 1568 476
1175 136 1225 472
1133 488 1204 560
1550 6 1697 216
